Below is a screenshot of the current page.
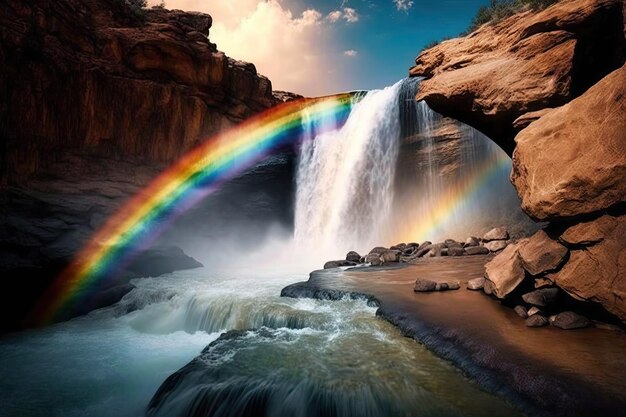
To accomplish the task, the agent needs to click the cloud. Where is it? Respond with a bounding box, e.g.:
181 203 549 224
343 50 358 57
393 0 414 12
148 0 350 96
326 7 359 23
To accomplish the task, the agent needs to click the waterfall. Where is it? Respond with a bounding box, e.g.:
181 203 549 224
294 78 531 256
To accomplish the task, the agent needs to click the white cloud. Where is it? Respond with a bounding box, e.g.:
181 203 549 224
393 0 414 12
326 7 359 23
147 0 351 95
343 50 358 57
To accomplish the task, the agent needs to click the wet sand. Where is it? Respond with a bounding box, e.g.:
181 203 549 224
281 256 626 417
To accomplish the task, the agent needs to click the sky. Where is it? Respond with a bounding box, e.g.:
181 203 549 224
147 0 490 96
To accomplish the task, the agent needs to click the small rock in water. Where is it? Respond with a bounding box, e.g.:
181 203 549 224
365 253 383 266
467 277 485 290
552 311 591 330
464 236 480 247
483 227 509 242
446 281 461 290
369 246 388 255
465 246 490 255
346 251 361 263
527 306 542 316
448 247 465 256
427 243 446 257
525 314 549 327
483 279 496 295
323 260 357 269
402 246 416 256
381 250 400 263
484 240 508 252
522 288 559 307
440 248 449 256
414 278 437 292
514 305 529 318
390 243 407 251
436 282 449 291
444 239 462 248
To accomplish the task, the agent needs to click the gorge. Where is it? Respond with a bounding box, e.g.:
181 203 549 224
1 0 625 416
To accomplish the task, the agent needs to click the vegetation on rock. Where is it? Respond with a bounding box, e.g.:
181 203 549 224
468 0 558 32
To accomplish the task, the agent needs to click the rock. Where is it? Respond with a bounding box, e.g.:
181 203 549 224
390 243 407 251
534 276 554 288
440 248 449 256
381 250 401 263
484 242 526 298
483 227 509 242
402 246 416 256
323 260 357 269
444 281 461 290
365 253 383 266
550 213 626 321
345 251 361 263
369 246 389 255
467 277 485 290
512 108 554 130
522 288 560 307
518 230 569 275
552 311 592 330
511 63 626 221
427 243 446 257
465 246 490 255
484 240 508 253
436 282 449 291
527 307 543 316
410 0 626 155
514 305 529 318
464 237 480 247
414 278 437 292
448 246 466 256
560 215 618 246
483 279 496 295
127 246 203 277
525 314 549 327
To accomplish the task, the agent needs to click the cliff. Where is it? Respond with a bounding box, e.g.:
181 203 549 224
0 0 297 331
410 0 626 321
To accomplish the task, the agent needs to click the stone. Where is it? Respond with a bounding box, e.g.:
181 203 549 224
126 246 203 277
522 288 560 307
365 253 383 266
534 276 554 288
527 307 542 316
323 260 357 269
402 246 416 256
369 246 389 255
390 243 407 251
483 227 509 242
465 246 490 256
381 250 401 263
484 242 526 298
511 63 626 220
518 230 569 275
464 237 480 247
467 277 485 290
427 243 446 257
560 215 618 246
525 315 549 327
484 240 508 252
483 279 496 296
410 0 626 155
436 282 449 291
550 213 626 321
552 311 592 330
446 281 461 290
345 251 361 263
414 278 437 292
448 246 466 256
514 305 529 318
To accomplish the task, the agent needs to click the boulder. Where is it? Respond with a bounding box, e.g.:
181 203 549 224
560 215 618 246
552 311 591 330
484 240 508 252
465 246 490 255
527 306 542 316
525 314 549 327
483 279 496 296
323 260 357 269
467 277 485 290
511 63 626 220
448 246 466 256
483 227 509 242
550 213 626 321
534 276 554 288
514 305 529 318
345 251 361 263
402 246 416 256
381 250 401 263
390 243 407 251
484 242 526 298
518 230 568 275
427 243 446 257
127 246 203 277
365 253 383 266
522 288 560 307
464 237 480 247
369 246 389 255
414 278 437 292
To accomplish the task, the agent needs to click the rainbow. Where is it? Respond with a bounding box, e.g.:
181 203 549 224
31 93 359 324
392 154 511 243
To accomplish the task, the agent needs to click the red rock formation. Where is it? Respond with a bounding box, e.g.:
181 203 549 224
410 0 625 155
0 0 289 184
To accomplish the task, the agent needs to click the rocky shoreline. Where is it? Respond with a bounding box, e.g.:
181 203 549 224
281 254 626 417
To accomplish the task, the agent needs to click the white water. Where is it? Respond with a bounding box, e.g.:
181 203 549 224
294 81 403 257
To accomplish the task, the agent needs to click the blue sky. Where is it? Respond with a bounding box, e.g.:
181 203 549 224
152 0 489 95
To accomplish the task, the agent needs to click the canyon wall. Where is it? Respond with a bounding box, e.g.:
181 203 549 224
0 0 297 330
411 0 626 321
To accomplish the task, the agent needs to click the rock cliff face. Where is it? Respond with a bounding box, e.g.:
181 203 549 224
411 0 626 321
0 0 297 331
